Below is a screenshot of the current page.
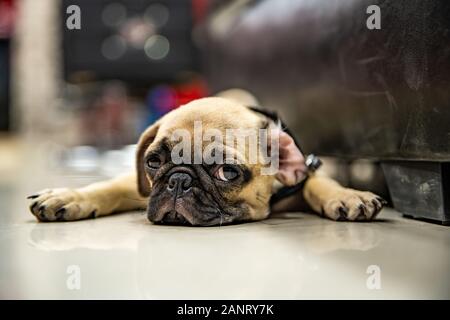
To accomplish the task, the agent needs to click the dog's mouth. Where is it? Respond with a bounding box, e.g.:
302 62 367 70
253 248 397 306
148 197 231 226
153 210 190 226
149 207 238 227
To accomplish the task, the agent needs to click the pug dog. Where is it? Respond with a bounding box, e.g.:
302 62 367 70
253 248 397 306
27 95 385 226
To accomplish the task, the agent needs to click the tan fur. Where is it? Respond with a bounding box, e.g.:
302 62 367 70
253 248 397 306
28 96 384 223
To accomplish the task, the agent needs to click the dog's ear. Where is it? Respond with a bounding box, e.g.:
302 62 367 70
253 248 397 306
274 129 307 186
248 106 307 186
136 121 161 197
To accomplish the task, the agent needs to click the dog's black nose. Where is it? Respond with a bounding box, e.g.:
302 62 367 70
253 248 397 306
167 172 192 195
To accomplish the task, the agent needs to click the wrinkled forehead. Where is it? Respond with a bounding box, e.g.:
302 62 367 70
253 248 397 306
146 101 275 163
160 99 267 133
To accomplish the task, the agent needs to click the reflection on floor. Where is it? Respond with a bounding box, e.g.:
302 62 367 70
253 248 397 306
2 206 449 299
0 139 449 299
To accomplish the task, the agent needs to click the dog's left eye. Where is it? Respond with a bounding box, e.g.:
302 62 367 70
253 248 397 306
215 165 239 181
146 155 162 169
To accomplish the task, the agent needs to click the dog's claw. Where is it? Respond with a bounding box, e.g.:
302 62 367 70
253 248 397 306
30 202 38 211
356 204 367 219
38 212 48 221
372 199 381 210
376 197 388 205
55 208 66 221
337 206 348 220
89 210 97 219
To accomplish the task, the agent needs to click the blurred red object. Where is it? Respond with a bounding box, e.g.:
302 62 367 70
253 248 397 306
174 76 208 108
0 0 16 38
192 0 209 24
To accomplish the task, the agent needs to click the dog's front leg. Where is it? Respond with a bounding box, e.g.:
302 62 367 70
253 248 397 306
303 173 385 221
28 173 147 222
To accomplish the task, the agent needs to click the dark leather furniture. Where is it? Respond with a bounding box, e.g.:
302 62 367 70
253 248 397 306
199 0 450 224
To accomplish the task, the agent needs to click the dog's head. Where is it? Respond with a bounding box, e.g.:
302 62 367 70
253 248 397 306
136 97 306 226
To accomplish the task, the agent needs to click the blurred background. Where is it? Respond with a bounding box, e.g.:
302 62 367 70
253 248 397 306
0 0 210 205
0 0 449 223
1 0 450 301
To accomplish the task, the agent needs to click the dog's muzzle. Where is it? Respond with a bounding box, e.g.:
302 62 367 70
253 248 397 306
150 169 196 225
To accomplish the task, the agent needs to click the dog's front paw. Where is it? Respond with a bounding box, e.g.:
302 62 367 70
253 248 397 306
321 189 386 221
27 189 97 222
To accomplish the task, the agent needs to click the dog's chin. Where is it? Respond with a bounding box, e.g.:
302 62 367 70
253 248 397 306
147 199 226 227
148 209 224 227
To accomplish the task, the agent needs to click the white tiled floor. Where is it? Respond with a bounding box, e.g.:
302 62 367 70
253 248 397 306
0 139 449 299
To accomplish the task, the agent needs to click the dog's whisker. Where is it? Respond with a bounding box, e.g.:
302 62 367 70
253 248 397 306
218 209 223 227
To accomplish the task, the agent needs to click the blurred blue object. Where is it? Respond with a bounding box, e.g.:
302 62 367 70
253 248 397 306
145 85 176 125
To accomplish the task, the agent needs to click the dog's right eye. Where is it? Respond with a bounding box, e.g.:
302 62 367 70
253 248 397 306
214 165 240 182
146 155 162 169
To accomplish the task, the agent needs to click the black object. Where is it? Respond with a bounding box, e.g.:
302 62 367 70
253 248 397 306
62 0 198 84
305 154 322 173
382 162 450 225
202 0 450 224
203 0 450 161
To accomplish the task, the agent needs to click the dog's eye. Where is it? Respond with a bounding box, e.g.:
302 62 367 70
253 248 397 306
146 155 162 169
215 165 239 181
